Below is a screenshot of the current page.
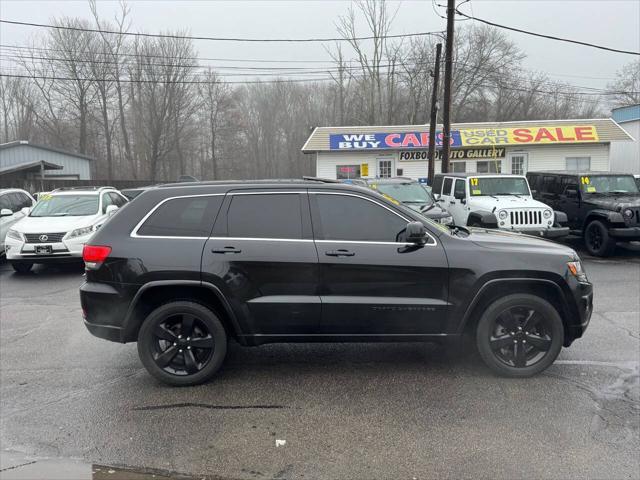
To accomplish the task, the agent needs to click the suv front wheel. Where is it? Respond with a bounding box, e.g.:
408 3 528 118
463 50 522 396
137 301 228 386
584 220 616 257
476 294 564 377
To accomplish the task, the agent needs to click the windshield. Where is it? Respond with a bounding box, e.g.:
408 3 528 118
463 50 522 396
373 182 434 205
30 194 99 217
469 177 530 196
580 175 639 194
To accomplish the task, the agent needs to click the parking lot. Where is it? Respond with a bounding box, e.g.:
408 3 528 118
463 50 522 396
0 240 639 480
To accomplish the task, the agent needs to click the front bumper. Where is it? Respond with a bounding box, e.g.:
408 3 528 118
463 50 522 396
5 233 89 263
608 226 640 241
504 226 570 239
566 281 593 344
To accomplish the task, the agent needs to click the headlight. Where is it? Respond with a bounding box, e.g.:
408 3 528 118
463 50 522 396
66 226 94 239
498 210 508 220
6 229 24 241
543 209 552 219
567 260 588 282
623 208 634 219
440 215 454 225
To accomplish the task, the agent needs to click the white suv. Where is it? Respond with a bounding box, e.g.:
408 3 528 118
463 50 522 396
432 173 569 239
5 187 128 273
0 188 36 255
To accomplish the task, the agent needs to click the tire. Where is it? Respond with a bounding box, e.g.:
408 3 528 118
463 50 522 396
137 301 227 386
584 220 616 257
11 262 33 274
476 294 564 378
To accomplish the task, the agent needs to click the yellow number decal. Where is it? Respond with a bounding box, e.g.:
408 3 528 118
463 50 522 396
580 176 590 185
470 178 479 186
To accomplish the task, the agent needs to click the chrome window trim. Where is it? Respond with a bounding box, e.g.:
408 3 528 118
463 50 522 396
310 191 437 247
131 193 225 239
210 237 313 243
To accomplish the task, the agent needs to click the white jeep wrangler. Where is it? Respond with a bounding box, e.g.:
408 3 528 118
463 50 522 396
432 173 569 239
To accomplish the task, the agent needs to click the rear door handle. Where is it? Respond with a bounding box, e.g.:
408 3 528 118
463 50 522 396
211 246 242 254
325 249 355 257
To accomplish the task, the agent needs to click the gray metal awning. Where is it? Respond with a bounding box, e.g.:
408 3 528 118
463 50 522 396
0 160 64 176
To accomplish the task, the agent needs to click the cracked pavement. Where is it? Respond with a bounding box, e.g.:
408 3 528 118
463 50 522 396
0 241 639 479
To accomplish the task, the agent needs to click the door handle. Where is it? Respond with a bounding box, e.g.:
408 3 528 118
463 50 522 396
211 246 242 254
449 201 455 205
325 249 355 257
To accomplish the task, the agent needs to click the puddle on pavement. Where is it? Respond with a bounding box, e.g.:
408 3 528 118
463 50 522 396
0 451 207 480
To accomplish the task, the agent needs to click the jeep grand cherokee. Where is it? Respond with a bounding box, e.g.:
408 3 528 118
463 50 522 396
80 179 593 386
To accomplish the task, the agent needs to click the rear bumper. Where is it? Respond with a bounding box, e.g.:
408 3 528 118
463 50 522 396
510 226 570 239
608 226 640 240
83 319 124 342
80 281 130 343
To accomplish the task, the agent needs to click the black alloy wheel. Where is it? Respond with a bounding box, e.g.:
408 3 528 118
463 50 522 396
138 301 227 386
476 294 563 377
584 220 615 257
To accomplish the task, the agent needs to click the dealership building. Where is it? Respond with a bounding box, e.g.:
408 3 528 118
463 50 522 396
301 118 634 182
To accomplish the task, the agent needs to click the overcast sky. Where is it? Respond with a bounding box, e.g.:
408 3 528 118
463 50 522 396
1 0 639 91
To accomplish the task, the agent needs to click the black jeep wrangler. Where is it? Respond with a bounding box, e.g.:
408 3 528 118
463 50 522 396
527 171 640 256
80 179 592 385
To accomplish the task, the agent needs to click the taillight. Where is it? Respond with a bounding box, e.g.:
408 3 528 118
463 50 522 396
83 245 111 270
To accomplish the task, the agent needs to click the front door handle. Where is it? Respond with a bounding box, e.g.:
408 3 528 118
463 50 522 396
211 246 242 254
325 249 355 257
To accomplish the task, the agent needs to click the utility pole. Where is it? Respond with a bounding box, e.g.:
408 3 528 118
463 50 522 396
441 0 455 174
427 43 442 183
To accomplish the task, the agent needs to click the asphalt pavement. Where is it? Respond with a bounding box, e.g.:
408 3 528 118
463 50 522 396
0 240 639 480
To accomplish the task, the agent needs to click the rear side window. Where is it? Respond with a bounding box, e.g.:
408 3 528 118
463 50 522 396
442 178 453 196
312 194 408 242
137 196 223 237
227 193 302 239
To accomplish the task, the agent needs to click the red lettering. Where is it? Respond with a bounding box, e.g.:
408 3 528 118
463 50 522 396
575 126 596 141
420 132 429 146
385 133 401 147
401 133 420 147
534 128 556 142
512 128 533 143
555 128 575 141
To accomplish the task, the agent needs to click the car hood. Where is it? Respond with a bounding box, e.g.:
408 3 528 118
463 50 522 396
12 214 103 233
468 227 577 258
584 194 640 210
470 195 550 210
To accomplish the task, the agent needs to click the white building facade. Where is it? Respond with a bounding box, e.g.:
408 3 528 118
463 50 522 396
302 119 633 182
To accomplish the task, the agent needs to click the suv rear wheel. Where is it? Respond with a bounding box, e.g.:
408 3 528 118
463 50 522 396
137 301 227 386
476 294 563 377
584 220 615 257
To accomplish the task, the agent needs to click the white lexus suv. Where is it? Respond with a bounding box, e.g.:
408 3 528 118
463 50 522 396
5 186 128 273
432 173 570 239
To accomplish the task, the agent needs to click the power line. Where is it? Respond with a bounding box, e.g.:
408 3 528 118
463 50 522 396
455 9 640 56
0 19 445 43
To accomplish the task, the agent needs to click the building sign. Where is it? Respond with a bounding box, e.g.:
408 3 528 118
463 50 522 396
399 148 506 162
329 131 462 150
329 125 598 150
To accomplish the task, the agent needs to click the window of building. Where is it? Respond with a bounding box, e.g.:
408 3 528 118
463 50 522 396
336 165 361 180
442 177 453 196
377 159 393 178
510 154 527 175
566 157 591 171
477 161 502 173
227 193 302 239
313 194 408 243
451 161 466 173
137 196 223 237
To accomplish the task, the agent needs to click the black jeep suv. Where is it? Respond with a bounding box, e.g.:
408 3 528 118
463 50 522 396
80 180 592 385
527 171 640 256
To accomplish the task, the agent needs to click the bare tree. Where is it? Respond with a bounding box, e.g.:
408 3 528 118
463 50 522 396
606 60 640 108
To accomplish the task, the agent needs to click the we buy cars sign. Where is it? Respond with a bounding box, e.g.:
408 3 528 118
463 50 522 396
329 125 599 150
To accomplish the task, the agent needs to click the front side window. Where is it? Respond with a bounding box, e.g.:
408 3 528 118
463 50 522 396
580 175 639 194
227 193 302 239
442 178 453 196
336 165 361 180
101 193 114 213
30 195 99 217
109 192 127 208
0 194 11 211
313 194 408 243
566 157 591 171
468 177 531 197
137 196 223 237
454 179 466 198
477 161 502 173
372 182 434 206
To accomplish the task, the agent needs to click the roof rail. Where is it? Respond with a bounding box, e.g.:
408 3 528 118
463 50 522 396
301 176 342 183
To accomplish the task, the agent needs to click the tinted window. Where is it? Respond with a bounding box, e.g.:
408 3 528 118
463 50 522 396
313 194 407 242
0 194 11 211
101 193 113 213
137 196 223 237
227 193 302 239
527 174 540 191
442 178 453 196
454 179 465 197
108 192 127 208
431 176 443 195
8 193 27 211
542 176 561 194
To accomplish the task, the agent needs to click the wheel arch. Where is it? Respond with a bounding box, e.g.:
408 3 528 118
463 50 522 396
122 280 243 343
458 278 575 347
582 209 625 230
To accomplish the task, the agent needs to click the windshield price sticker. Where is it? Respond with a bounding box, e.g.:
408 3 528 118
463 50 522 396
586 186 596 192
472 189 482 195
40 194 52 201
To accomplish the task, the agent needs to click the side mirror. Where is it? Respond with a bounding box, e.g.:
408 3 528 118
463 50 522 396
405 221 427 245
21 207 31 216
105 205 119 216
0 208 12 217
